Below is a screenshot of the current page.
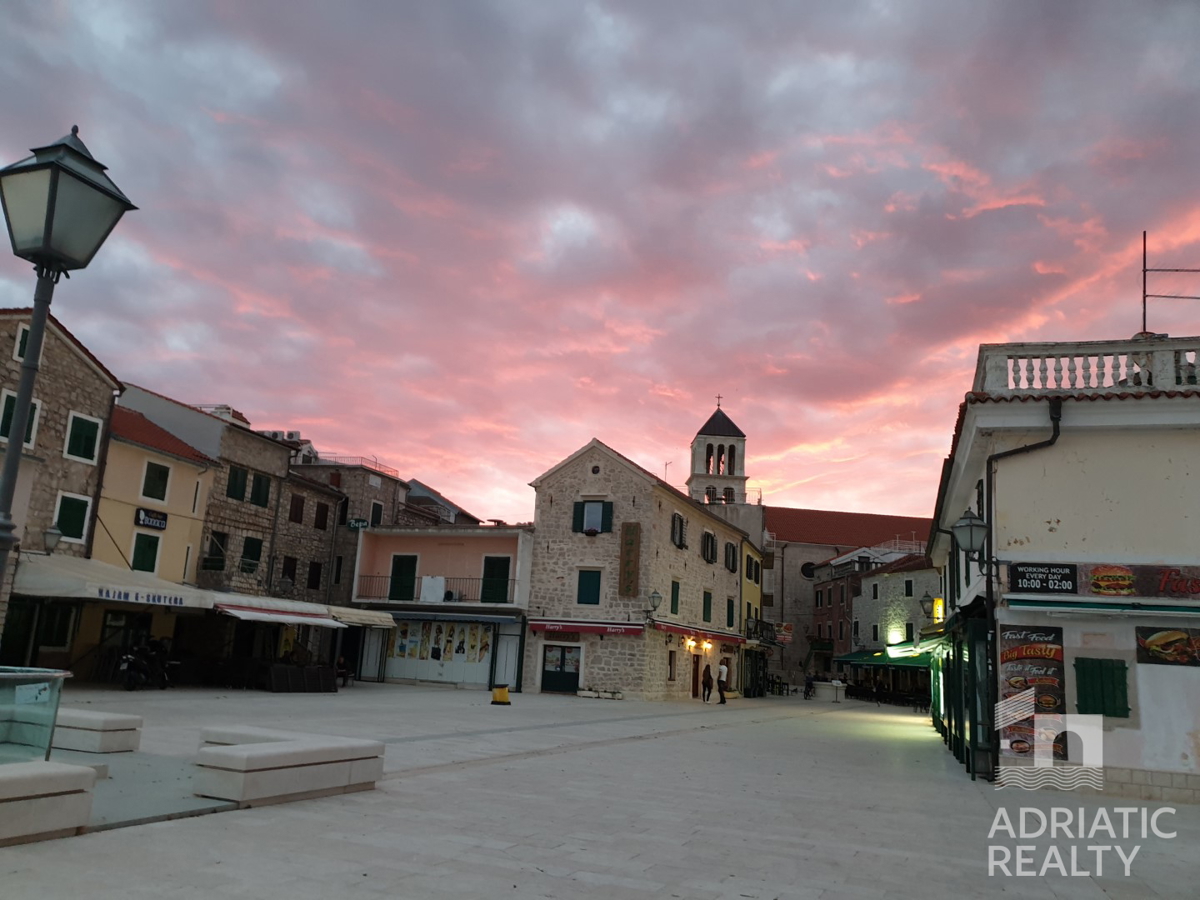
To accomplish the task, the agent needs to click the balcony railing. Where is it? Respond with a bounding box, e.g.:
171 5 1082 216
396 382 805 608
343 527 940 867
745 617 777 643
975 336 1199 397
356 575 516 604
304 455 400 478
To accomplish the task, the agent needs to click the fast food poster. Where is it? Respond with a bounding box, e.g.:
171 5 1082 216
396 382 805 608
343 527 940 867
419 622 432 660
1136 626 1200 666
395 622 410 658
467 624 480 662
1010 562 1200 600
999 625 1066 759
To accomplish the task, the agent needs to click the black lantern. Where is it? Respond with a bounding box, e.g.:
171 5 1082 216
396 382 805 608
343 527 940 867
0 126 136 272
919 592 934 619
951 508 988 557
647 589 662 613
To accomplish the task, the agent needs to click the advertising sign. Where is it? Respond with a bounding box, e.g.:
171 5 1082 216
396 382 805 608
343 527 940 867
1135 626 1200 666
1010 562 1200 599
135 508 168 531
777 623 794 644
618 522 641 597
998 625 1065 759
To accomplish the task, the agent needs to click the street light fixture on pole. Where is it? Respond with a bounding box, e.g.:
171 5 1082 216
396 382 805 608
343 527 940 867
0 126 135 587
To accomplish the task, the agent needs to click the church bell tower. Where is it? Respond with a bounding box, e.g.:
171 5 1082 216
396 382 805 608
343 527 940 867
686 401 748 505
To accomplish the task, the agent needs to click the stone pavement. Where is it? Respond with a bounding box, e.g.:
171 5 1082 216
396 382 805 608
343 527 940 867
3 684 1197 899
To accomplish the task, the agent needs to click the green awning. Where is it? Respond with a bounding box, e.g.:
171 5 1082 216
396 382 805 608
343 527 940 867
834 648 933 668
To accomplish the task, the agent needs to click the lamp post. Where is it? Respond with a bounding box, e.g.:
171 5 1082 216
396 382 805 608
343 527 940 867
919 591 935 620
0 126 135 586
645 588 662 620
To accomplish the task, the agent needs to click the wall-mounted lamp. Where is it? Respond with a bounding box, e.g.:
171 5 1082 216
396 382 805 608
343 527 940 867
685 638 697 650
919 592 935 619
702 640 712 651
951 509 988 560
645 589 662 618
664 633 674 646
43 525 62 554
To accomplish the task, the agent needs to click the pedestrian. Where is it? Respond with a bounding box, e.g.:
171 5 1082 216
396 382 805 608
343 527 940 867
874 677 883 706
717 661 728 704
701 664 713 702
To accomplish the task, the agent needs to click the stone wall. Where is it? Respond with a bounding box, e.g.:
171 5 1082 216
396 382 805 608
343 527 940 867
856 566 940 650
270 474 343 605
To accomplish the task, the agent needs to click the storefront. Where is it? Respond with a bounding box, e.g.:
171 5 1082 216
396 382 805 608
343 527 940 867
528 619 645 694
652 621 746 699
383 611 523 690
326 607 397 683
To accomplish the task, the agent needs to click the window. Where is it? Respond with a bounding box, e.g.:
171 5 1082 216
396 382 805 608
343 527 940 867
226 466 248 500
281 556 298 583
753 559 761 584
54 492 91 543
63 412 102 463
577 570 601 605
307 561 323 590
905 622 914 643
668 650 676 682
183 544 192 580
192 480 200 513
338 500 348 525
329 470 341 488
853 620 859 639
872 624 879 643
370 501 384 527
131 532 160 573
702 591 712 622
745 553 752 574
1074 658 1131 718
838 620 844 641
249 473 270 508
670 513 687 548
705 486 716 504
13 323 29 361
0 390 40 448
572 500 613 534
670 580 680 614
240 536 263 574
39 604 75 651
288 494 305 523
724 542 738 572
726 597 734 628
204 531 228 570
723 487 734 504
314 502 329 530
840 585 845 604
872 583 879 600
142 461 170 502
334 555 343 585
701 532 717 564
904 579 914 597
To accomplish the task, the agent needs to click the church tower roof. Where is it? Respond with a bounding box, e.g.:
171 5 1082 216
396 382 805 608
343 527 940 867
696 407 745 438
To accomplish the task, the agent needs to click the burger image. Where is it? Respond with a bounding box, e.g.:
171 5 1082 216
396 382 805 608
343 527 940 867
1139 630 1194 664
1090 564 1136 596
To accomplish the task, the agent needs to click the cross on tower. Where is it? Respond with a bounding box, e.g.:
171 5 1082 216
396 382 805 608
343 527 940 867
715 393 722 408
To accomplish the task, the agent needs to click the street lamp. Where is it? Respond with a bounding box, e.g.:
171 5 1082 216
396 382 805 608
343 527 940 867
919 592 934 619
950 509 988 560
645 589 662 619
0 126 134 582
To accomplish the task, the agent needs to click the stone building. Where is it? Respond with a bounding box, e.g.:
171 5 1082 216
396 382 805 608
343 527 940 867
525 438 752 701
273 470 346 606
0 309 121 663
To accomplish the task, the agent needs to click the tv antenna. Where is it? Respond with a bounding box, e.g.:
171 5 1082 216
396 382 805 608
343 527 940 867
1142 230 1200 333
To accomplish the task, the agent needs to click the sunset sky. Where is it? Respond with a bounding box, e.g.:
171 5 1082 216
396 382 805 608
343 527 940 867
2 1 1199 524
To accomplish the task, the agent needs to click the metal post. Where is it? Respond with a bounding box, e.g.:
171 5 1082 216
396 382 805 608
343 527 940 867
0 267 57 589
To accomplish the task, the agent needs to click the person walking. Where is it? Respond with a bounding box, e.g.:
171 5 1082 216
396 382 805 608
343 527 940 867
701 664 713 703
717 661 729 704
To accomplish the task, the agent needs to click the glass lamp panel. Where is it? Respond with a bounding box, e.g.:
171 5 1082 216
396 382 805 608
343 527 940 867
48 169 126 268
0 168 52 255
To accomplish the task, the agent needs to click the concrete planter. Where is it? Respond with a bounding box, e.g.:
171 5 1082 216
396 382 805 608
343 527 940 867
576 690 598 698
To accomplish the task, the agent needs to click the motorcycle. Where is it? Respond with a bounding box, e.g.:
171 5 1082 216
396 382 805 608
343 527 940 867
120 641 173 691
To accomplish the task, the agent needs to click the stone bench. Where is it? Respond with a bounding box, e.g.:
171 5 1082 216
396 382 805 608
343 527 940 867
51 709 143 753
193 726 384 808
0 761 96 847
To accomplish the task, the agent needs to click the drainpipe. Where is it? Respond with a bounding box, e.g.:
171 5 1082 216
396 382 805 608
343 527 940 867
982 397 1063 779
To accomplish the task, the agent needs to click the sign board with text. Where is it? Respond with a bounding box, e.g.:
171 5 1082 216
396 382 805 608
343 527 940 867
347 518 370 530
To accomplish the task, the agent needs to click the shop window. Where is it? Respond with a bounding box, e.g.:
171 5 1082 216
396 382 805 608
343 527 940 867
703 591 712 622
577 570 601 605
226 466 248 500
0 390 40 448
240 536 263 574
54 492 91 543
1074 658 1130 718
142 461 170 502
249 473 271 508
307 561 323 591
131 532 160 573
39 603 76 651
288 494 305 523
670 580 680 614
63 411 102 464
314 502 329 531
572 500 613 534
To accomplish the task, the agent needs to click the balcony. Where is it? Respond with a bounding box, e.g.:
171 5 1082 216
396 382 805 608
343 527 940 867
745 617 777 644
975 335 1199 397
303 455 400 478
356 575 517 604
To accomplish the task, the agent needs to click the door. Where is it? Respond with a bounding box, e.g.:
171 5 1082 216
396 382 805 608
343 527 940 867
389 555 418 602
480 556 511 603
360 628 385 682
541 644 581 693
691 654 701 698
493 629 520 688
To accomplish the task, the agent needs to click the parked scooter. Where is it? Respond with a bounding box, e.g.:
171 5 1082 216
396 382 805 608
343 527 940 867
119 646 151 690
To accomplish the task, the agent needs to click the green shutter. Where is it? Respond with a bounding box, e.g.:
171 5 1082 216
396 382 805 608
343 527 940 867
227 467 247 500
250 474 270 508
572 502 585 533
577 570 601 605
600 501 613 533
131 533 159 572
726 598 734 628
241 537 263 573
703 591 712 622
1101 659 1130 718
1 396 37 445
67 416 99 460
17 327 28 359
670 581 680 614
1075 657 1129 717
56 496 89 539
143 463 170 501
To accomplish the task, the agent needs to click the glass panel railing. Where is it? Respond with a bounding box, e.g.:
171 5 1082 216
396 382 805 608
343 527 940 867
0 667 71 763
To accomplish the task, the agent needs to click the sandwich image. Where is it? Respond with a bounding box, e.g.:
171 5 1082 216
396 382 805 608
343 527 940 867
1089 564 1135 596
1138 630 1194 664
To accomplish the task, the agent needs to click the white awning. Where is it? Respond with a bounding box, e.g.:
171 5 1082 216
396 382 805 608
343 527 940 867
216 606 347 629
13 553 213 610
327 607 396 628
212 594 346 629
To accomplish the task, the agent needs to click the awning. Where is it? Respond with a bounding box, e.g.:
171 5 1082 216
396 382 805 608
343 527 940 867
327 607 396 628
13 553 213 610
652 620 746 645
834 648 933 668
214 595 345 629
376 610 523 624
528 619 644 636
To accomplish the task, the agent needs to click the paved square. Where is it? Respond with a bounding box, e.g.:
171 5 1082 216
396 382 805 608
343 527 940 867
2 685 1197 898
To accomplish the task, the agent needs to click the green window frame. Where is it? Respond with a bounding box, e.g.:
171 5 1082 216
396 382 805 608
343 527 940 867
703 591 712 622
249 473 271 508
64 412 102 463
131 532 160 573
670 581 680 614
240 536 264 574
226 466 248 500
55 494 90 541
15 324 29 360
0 393 39 447
726 597 734 628
577 570 601 605
1074 657 1131 718
142 461 170 501
572 501 613 534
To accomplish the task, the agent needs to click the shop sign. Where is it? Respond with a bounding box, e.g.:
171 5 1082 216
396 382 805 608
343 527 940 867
135 508 168 531
347 518 370 530
998 626 1065 760
1010 562 1200 599
777 622 794 644
93 585 186 606
1136 626 1200 666
618 522 641 597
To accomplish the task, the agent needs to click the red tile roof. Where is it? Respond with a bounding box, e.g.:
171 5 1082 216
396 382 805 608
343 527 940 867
110 407 216 466
764 506 931 547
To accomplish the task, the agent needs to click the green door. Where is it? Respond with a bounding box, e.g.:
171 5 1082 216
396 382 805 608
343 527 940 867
389 555 418 602
480 556 511 603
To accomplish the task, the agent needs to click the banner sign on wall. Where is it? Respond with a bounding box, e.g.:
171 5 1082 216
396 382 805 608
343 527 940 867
619 522 641 597
998 625 1066 760
1011 562 1200 599
1135 626 1200 666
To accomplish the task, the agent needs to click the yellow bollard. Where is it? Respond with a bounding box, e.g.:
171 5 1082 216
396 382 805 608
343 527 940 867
491 684 511 706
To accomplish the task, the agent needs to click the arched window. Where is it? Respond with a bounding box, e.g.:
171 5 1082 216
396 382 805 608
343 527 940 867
728 445 736 475
723 487 734 504
705 486 717 504
716 445 725 475
705 444 714 475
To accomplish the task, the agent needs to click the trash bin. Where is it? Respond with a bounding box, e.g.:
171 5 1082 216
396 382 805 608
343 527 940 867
0 667 72 763
490 684 511 706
